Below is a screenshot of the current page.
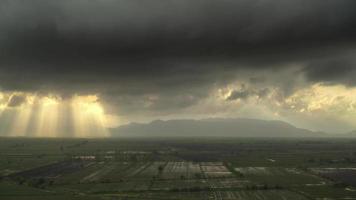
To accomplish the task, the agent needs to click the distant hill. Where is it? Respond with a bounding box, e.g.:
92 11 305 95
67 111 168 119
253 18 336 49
110 118 325 138
343 130 356 137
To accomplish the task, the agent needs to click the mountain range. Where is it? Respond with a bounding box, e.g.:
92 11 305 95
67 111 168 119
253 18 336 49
110 118 330 138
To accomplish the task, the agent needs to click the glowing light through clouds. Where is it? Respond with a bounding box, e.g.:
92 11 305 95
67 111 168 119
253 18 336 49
0 93 114 137
0 83 356 137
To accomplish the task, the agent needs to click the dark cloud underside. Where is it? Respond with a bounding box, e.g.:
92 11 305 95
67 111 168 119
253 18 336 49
0 0 355 102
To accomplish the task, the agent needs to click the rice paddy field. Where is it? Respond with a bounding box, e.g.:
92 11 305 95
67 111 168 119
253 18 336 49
1 137 356 199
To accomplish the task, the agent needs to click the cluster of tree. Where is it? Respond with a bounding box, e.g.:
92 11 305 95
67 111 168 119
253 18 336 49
17 177 55 189
224 161 244 177
245 184 283 190
170 186 211 192
307 157 356 164
66 140 89 149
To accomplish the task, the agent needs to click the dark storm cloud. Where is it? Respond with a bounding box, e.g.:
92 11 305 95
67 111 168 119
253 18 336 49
227 90 250 101
0 0 356 106
303 56 356 86
249 77 266 84
226 87 270 101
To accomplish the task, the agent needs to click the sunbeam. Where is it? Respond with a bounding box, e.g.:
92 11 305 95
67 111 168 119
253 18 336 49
0 92 113 137
35 96 60 137
71 95 109 137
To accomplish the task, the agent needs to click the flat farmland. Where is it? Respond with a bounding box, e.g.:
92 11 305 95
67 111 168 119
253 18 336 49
310 168 356 187
2 138 356 199
234 167 324 186
201 162 233 178
162 162 202 179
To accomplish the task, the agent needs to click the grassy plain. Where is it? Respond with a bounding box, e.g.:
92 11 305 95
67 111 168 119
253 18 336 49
1 137 356 199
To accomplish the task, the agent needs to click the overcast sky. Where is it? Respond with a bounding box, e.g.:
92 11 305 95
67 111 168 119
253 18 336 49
0 0 356 136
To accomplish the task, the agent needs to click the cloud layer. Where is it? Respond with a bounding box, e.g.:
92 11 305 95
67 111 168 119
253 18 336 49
0 0 356 133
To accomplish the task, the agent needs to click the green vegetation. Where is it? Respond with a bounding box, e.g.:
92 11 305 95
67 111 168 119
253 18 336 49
1 137 356 199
